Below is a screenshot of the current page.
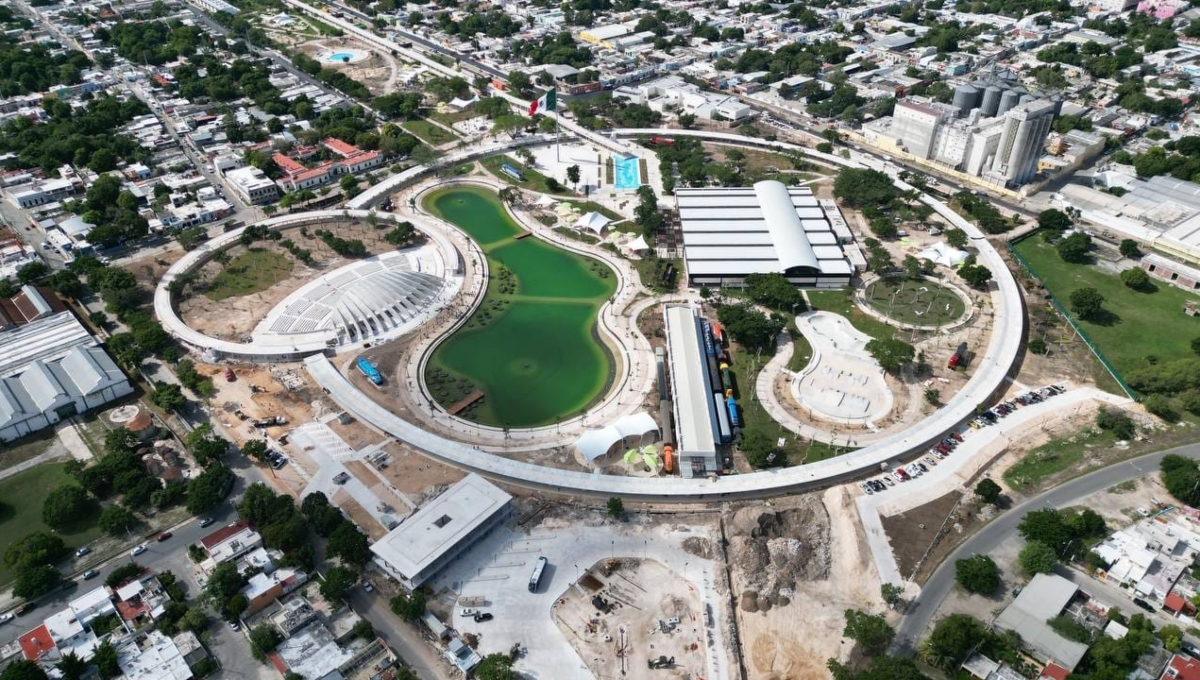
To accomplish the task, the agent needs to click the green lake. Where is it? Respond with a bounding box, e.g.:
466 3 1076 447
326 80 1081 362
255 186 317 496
423 186 617 427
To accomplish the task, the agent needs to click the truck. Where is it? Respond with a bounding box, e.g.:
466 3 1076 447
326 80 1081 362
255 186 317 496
947 342 968 369
356 357 384 386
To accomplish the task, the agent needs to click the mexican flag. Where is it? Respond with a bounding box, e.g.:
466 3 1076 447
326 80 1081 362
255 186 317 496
529 88 556 116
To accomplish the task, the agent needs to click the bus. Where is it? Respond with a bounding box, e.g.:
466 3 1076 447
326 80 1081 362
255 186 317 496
528 556 548 592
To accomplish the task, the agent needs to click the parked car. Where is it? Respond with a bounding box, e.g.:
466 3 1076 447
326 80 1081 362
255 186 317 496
157 532 173 542
131 544 147 557
0 613 13 624
460 608 477 618
880 476 895 487
361 580 373 593
199 517 215 528
474 613 494 622
860 482 875 495
229 622 240 632
75 546 91 557
82 569 99 580
15 603 34 616
894 469 910 481
333 472 351 485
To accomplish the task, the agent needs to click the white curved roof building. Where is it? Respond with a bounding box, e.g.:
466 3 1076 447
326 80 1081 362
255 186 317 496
255 250 445 347
674 180 853 288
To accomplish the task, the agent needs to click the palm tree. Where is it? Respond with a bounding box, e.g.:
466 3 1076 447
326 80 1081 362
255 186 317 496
498 187 519 206
58 651 88 680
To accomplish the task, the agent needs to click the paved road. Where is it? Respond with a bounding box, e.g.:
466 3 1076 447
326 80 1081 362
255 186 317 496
347 588 453 680
894 442 1198 653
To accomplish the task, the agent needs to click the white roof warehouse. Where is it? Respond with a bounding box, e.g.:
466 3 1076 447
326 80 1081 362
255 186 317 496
674 180 854 289
369 474 513 590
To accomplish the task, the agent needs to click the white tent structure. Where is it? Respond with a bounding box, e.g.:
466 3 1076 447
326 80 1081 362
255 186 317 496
575 211 612 234
628 235 650 252
534 194 558 208
917 241 969 268
574 411 660 462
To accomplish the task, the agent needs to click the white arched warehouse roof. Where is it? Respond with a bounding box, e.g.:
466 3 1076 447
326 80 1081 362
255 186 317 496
754 180 821 272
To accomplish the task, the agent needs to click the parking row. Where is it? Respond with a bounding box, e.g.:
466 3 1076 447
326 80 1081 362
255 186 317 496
860 384 1068 495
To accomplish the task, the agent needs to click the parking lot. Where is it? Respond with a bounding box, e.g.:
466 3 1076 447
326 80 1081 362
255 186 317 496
856 384 1134 586
429 519 733 680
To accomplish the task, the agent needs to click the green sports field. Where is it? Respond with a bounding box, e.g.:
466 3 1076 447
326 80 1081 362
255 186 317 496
862 278 965 326
423 186 616 427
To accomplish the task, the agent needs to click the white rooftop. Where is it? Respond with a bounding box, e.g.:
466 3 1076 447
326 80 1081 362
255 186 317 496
370 474 512 582
116 631 192 680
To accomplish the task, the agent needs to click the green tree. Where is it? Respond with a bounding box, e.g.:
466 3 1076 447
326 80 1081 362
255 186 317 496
57 652 87 680
5 532 67 569
833 168 897 209
958 261 992 288
327 523 371 565
98 504 138 536
716 304 785 353
13 564 62 599
1069 287 1105 319
1057 232 1092 263
1018 509 1075 557
1037 208 1073 234
1120 267 1150 290
1018 541 1058 577
389 591 427 621
321 566 358 603
739 429 784 468
1120 239 1141 258
1096 407 1135 439
242 439 268 461
474 653 515 680
186 464 233 515
842 608 894 655
606 497 624 518
944 228 968 249
974 478 1002 505
954 554 1000 594
17 261 49 284
93 641 120 679
2 660 49 680
42 485 94 530
880 583 903 608
566 164 581 189
920 614 985 670
865 338 915 373
1161 624 1183 652
151 382 187 411
508 70 532 96
249 625 282 662
744 273 804 311
828 655 931 680
1144 394 1178 422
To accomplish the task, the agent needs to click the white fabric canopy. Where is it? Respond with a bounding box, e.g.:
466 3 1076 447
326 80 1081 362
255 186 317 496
575 211 612 234
535 194 558 207
575 411 660 462
916 241 968 268
448 95 479 109
627 235 650 251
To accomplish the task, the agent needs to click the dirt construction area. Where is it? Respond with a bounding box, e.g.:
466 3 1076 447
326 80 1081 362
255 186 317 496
554 559 708 678
176 218 408 341
727 487 881 679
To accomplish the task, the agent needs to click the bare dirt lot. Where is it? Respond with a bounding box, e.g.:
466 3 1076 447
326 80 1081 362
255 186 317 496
296 37 400 97
177 218 405 341
728 487 881 680
554 558 707 678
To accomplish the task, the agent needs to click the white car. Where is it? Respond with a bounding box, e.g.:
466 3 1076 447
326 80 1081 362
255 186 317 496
859 482 874 495
460 608 477 618
131 543 147 557
0 613 13 624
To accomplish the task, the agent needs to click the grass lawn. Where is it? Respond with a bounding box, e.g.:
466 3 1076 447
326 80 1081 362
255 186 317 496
403 119 458 146
0 463 100 585
560 199 624 224
1003 428 1118 492
863 278 965 326
426 105 480 126
727 342 806 467
1013 237 1200 379
806 289 895 342
787 318 814 372
205 248 293 301
0 429 57 474
480 155 569 195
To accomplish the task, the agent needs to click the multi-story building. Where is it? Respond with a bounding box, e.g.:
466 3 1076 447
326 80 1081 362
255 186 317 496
223 166 279 205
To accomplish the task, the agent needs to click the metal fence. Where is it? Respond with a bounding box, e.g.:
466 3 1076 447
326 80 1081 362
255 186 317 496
1007 232 1137 400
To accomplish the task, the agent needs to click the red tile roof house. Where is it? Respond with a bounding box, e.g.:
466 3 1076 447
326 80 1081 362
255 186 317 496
1039 662 1071 680
273 138 383 192
1164 654 1200 680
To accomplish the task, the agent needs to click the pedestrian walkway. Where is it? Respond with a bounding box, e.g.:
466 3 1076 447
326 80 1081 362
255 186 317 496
56 419 94 461
0 439 69 481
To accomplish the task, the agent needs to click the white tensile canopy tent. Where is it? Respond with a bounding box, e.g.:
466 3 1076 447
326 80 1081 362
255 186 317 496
535 194 558 208
575 211 612 234
575 411 660 462
627 235 650 251
917 241 969 268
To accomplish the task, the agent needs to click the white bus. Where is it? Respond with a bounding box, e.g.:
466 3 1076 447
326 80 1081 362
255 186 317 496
528 556 548 592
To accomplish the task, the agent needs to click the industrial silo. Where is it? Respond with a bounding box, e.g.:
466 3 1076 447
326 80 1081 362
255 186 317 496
980 86 1002 117
1019 93 1036 107
997 89 1021 116
952 84 980 116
